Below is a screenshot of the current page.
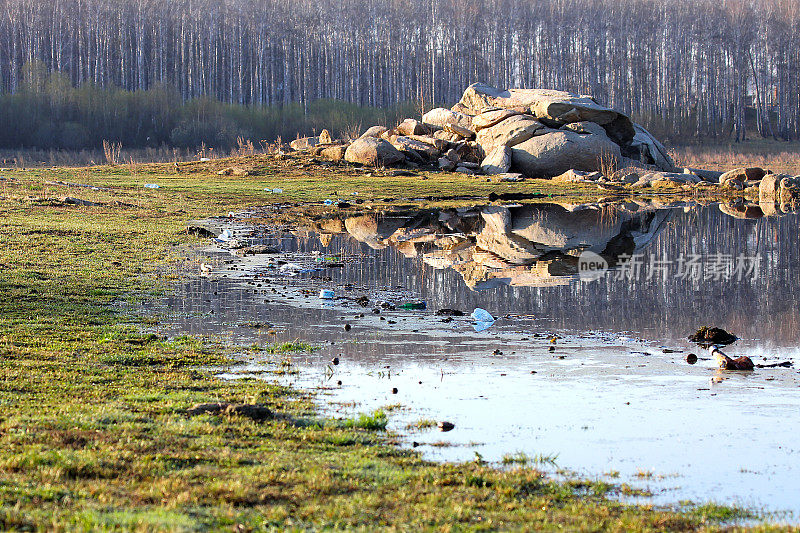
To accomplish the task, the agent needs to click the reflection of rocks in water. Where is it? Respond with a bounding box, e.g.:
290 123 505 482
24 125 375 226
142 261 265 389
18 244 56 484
325 203 672 290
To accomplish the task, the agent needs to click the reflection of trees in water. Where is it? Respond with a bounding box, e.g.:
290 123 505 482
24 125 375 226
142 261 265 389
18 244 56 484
173 204 800 348
409 207 798 345
315 204 800 345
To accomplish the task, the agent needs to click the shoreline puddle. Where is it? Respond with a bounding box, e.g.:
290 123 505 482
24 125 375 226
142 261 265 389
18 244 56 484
149 200 800 518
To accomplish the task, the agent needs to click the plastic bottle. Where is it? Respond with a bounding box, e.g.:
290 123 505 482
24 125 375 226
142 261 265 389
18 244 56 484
399 301 426 310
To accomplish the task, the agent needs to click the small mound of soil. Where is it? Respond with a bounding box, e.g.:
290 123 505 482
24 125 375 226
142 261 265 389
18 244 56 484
688 326 737 346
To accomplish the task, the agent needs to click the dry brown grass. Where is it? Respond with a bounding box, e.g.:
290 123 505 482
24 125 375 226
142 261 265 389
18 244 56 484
671 139 800 176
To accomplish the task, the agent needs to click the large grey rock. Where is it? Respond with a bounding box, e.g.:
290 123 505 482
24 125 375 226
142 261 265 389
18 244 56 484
289 136 319 151
564 121 608 136
397 119 428 136
631 124 675 171
481 145 512 175
510 130 621 178
422 107 473 130
444 123 475 139
458 83 635 145
433 129 463 143
475 114 545 154
359 125 388 139
393 136 438 159
684 167 722 182
719 167 767 183
472 109 520 131
344 137 405 167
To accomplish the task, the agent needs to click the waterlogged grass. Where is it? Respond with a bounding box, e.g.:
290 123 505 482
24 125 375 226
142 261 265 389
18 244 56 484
341 410 389 431
264 340 317 354
0 159 779 530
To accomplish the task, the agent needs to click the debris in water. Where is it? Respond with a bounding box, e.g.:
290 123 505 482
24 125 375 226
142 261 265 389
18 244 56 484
438 421 455 432
319 289 335 299
435 308 464 316
686 353 698 365
392 387 398 394
399 301 426 310
215 228 234 242
471 308 494 322
331 357 340 365
343 324 351 332
143 183 160 188
689 326 737 346
471 308 495 332
709 346 754 370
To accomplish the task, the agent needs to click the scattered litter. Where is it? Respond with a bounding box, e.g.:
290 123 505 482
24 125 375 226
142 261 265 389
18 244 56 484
143 183 160 188
471 308 495 332
471 308 494 322
756 361 793 368
710 346 754 371
685 353 698 365
324 199 334 206
199 157 211 162
399 301 426 310
438 421 455 432
319 289 335 299
216 229 233 242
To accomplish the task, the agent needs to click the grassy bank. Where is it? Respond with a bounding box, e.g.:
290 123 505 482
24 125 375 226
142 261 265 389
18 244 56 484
0 160 771 530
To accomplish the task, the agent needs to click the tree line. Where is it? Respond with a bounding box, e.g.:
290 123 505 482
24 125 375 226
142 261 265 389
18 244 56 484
0 0 798 149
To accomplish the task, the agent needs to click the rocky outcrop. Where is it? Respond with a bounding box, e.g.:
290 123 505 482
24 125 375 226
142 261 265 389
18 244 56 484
458 83 635 145
289 83 683 180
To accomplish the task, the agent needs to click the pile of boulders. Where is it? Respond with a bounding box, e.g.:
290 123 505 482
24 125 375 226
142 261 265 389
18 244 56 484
287 83 800 201
289 83 677 180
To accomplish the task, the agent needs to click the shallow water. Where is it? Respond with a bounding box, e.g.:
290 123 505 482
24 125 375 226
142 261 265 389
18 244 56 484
154 201 800 518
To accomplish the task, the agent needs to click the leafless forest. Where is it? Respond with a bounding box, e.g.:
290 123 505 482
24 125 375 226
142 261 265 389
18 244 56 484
0 0 798 149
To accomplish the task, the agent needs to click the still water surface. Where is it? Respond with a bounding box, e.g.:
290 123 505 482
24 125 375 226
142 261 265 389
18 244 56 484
155 202 800 517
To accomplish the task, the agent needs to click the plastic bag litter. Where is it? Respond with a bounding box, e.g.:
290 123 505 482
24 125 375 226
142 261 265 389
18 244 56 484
215 229 233 242
144 183 160 188
471 308 494 322
471 308 495 332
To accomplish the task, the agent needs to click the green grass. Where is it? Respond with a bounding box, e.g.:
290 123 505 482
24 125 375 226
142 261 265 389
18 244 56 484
340 410 389 431
264 340 317 354
0 155 779 530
